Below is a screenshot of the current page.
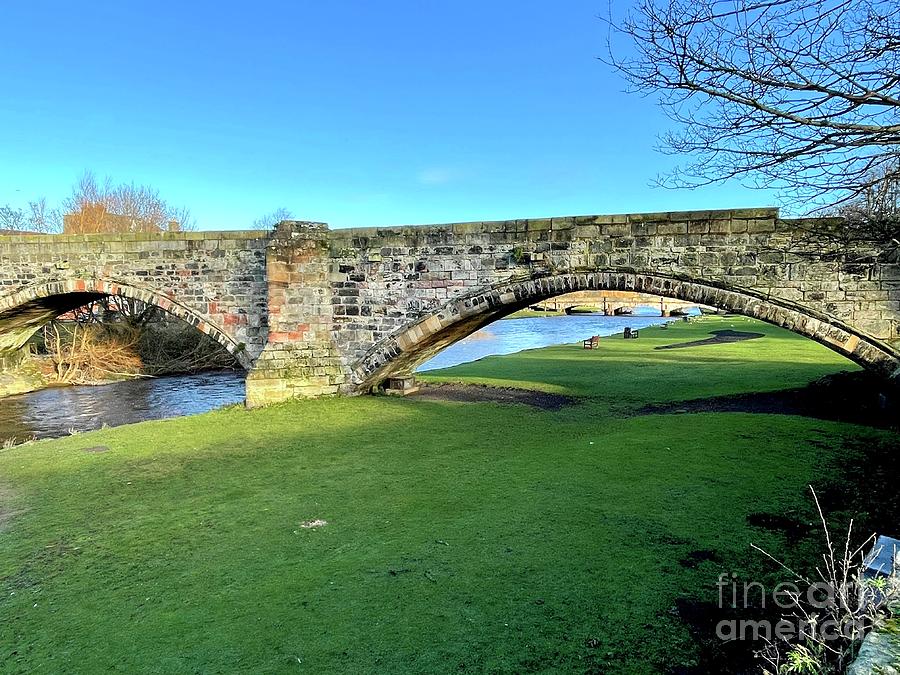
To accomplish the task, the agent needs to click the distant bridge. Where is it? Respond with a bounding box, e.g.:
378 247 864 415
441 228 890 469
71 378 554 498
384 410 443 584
1 207 898 405
529 290 713 316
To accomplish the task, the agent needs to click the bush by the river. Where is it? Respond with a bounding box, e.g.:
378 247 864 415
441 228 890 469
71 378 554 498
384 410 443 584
32 320 238 384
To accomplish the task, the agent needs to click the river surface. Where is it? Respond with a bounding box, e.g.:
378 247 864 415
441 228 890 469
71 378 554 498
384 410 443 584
0 312 690 443
417 311 683 371
0 370 246 445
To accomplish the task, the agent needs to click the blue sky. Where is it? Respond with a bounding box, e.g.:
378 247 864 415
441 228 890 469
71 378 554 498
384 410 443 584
0 1 778 230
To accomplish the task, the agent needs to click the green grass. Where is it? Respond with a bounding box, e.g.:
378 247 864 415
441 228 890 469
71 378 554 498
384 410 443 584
502 308 564 319
502 306 595 319
420 315 853 406
0 317 894 673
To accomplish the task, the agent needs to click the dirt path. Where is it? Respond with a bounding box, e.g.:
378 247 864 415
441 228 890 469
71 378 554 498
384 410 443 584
409 382 576 410
654 329 765 350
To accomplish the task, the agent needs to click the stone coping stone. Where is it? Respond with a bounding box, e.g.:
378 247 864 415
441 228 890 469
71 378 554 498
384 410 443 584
2 208 794 245
0 230 268 243
330 208 781 238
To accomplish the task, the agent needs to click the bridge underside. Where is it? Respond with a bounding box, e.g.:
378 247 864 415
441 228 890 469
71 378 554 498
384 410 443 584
0 292 105 352
0 279 254 369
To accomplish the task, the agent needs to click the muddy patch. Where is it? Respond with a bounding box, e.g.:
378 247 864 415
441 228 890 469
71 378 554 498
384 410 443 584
634 371 899 430
655 329 765 350
410 382 576 410
678 549 721 568
746 512 812 542
665 598 769 674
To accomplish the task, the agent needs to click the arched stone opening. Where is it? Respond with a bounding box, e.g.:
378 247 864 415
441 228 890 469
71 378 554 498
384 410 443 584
350 271 900 392
0 278 251 369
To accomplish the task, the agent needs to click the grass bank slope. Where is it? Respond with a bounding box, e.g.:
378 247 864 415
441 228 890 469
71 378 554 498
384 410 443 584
1 318 892 674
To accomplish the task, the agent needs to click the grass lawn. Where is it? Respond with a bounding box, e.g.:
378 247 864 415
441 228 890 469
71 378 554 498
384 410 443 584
502 308 565 319
1 317 896 673
503 306 597 319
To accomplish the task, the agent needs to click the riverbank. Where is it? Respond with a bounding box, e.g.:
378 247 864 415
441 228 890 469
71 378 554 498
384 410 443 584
1 317 894 673
418 313 677 371
503 306 598 319
0 350 147 401
503 307 565 318
0 350 46 398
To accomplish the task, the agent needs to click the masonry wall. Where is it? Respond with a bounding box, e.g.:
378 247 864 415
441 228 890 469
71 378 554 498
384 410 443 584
0 231 270 360
0 348 45 398
245 222 348 405
326 208 900 377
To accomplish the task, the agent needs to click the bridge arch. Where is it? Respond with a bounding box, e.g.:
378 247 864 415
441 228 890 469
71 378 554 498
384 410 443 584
349 271 900 391
0 278 251 368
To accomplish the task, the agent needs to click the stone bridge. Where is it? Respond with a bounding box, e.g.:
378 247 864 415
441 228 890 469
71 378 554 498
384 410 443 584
529 290 711 315
1 207 898 406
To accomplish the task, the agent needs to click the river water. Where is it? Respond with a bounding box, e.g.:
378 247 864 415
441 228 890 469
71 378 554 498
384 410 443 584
417 312 680 371
0 311 688 443
0 370 247 445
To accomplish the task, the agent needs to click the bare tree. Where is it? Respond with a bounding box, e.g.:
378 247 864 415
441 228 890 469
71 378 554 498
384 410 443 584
252 207 293 230
0 205 27 232
605 0 900 220
62 171 194 234
70 296 162 327
27 197 60 233
59 171 194 325
0 198 60 233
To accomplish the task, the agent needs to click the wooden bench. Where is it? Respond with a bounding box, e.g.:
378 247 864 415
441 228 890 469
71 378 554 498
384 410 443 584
583 335 600 349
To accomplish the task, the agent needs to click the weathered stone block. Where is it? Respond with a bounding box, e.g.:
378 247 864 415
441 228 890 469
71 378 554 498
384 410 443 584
630 222 657 236
601 223 631 237
657 222 688 235
747 219 777 234
687 221 709 234
575 225 600 239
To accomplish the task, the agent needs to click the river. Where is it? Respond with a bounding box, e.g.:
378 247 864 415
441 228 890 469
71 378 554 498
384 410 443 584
0 311 688 443
417 312 681 371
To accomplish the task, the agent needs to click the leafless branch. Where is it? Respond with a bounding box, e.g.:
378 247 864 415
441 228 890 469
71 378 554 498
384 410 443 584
604 0 900 216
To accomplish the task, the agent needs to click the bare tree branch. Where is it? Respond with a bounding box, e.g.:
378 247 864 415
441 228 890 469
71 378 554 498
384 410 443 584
252 207 293 231
604 0 900 216
0 198 60 233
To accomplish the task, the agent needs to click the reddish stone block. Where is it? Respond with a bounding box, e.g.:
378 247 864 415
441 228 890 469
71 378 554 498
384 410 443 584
223 313 246 326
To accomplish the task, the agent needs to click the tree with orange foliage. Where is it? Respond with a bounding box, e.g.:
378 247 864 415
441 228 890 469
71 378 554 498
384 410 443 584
62 171 193 234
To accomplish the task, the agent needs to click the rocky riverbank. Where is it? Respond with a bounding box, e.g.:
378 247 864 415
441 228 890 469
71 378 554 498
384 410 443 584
0 350 47 398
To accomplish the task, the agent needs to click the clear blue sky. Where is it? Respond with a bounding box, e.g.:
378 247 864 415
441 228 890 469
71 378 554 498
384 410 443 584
0 1 778 230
